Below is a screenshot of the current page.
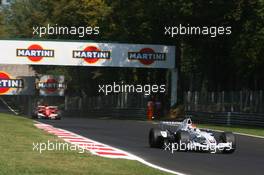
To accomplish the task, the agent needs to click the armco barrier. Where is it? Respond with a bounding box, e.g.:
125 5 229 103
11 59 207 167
187 111 264 127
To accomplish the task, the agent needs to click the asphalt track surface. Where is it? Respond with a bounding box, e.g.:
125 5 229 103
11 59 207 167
40 117 264 175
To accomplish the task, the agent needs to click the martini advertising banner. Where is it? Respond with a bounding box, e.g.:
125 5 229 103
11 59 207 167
0 71 35 95
36 75 66 96
0 40 175 69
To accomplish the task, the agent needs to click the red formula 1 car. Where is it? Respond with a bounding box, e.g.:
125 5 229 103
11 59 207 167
33 105 61 120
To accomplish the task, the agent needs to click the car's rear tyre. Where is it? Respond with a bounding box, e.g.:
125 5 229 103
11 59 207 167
56 111 62 120
56 116 61 120
220 132 236 154
175 130 190 151
149 128 163 148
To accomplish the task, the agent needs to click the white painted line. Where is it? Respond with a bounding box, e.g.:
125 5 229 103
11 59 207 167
233 132 264 139
0 97 19 115
199 127 264 139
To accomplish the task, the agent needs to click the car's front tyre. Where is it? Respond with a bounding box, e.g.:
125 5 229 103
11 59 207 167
220 132 236 154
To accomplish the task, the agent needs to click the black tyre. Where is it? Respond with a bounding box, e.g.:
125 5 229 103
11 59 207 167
149 128 163 148
31 111 38 119
220 132 236 154
56 111 62 120
175 130 190 151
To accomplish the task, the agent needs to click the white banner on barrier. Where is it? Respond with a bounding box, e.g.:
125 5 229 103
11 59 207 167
0 40 175 68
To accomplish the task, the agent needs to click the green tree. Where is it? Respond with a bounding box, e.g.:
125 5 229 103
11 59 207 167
3 0 264 99
230 0 264 90
0 11 7 37
3 0 112 96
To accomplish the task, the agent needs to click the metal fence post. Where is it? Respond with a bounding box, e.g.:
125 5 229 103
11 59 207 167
260 90 263 113
231 91 234 112
78 97 82 110
227 112 231 126
240 91 243 112
222 91 225 112
27 96 32 117
194 91 198 111
187 91 191 111
65 96 68 111
250 91 253 112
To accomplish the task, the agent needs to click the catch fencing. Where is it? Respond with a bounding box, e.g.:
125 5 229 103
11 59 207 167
184 90 264 126
187 111 264 127
184 90 264 113
64 93 148 119
0 93 148 119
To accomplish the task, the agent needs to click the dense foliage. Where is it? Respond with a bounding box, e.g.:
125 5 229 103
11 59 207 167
1 0 263 100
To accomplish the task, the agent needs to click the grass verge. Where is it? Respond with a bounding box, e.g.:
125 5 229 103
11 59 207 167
198 124 264 137
0 113 172 175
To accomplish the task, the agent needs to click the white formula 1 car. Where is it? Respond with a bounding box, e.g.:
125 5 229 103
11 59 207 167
149 118 236 153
